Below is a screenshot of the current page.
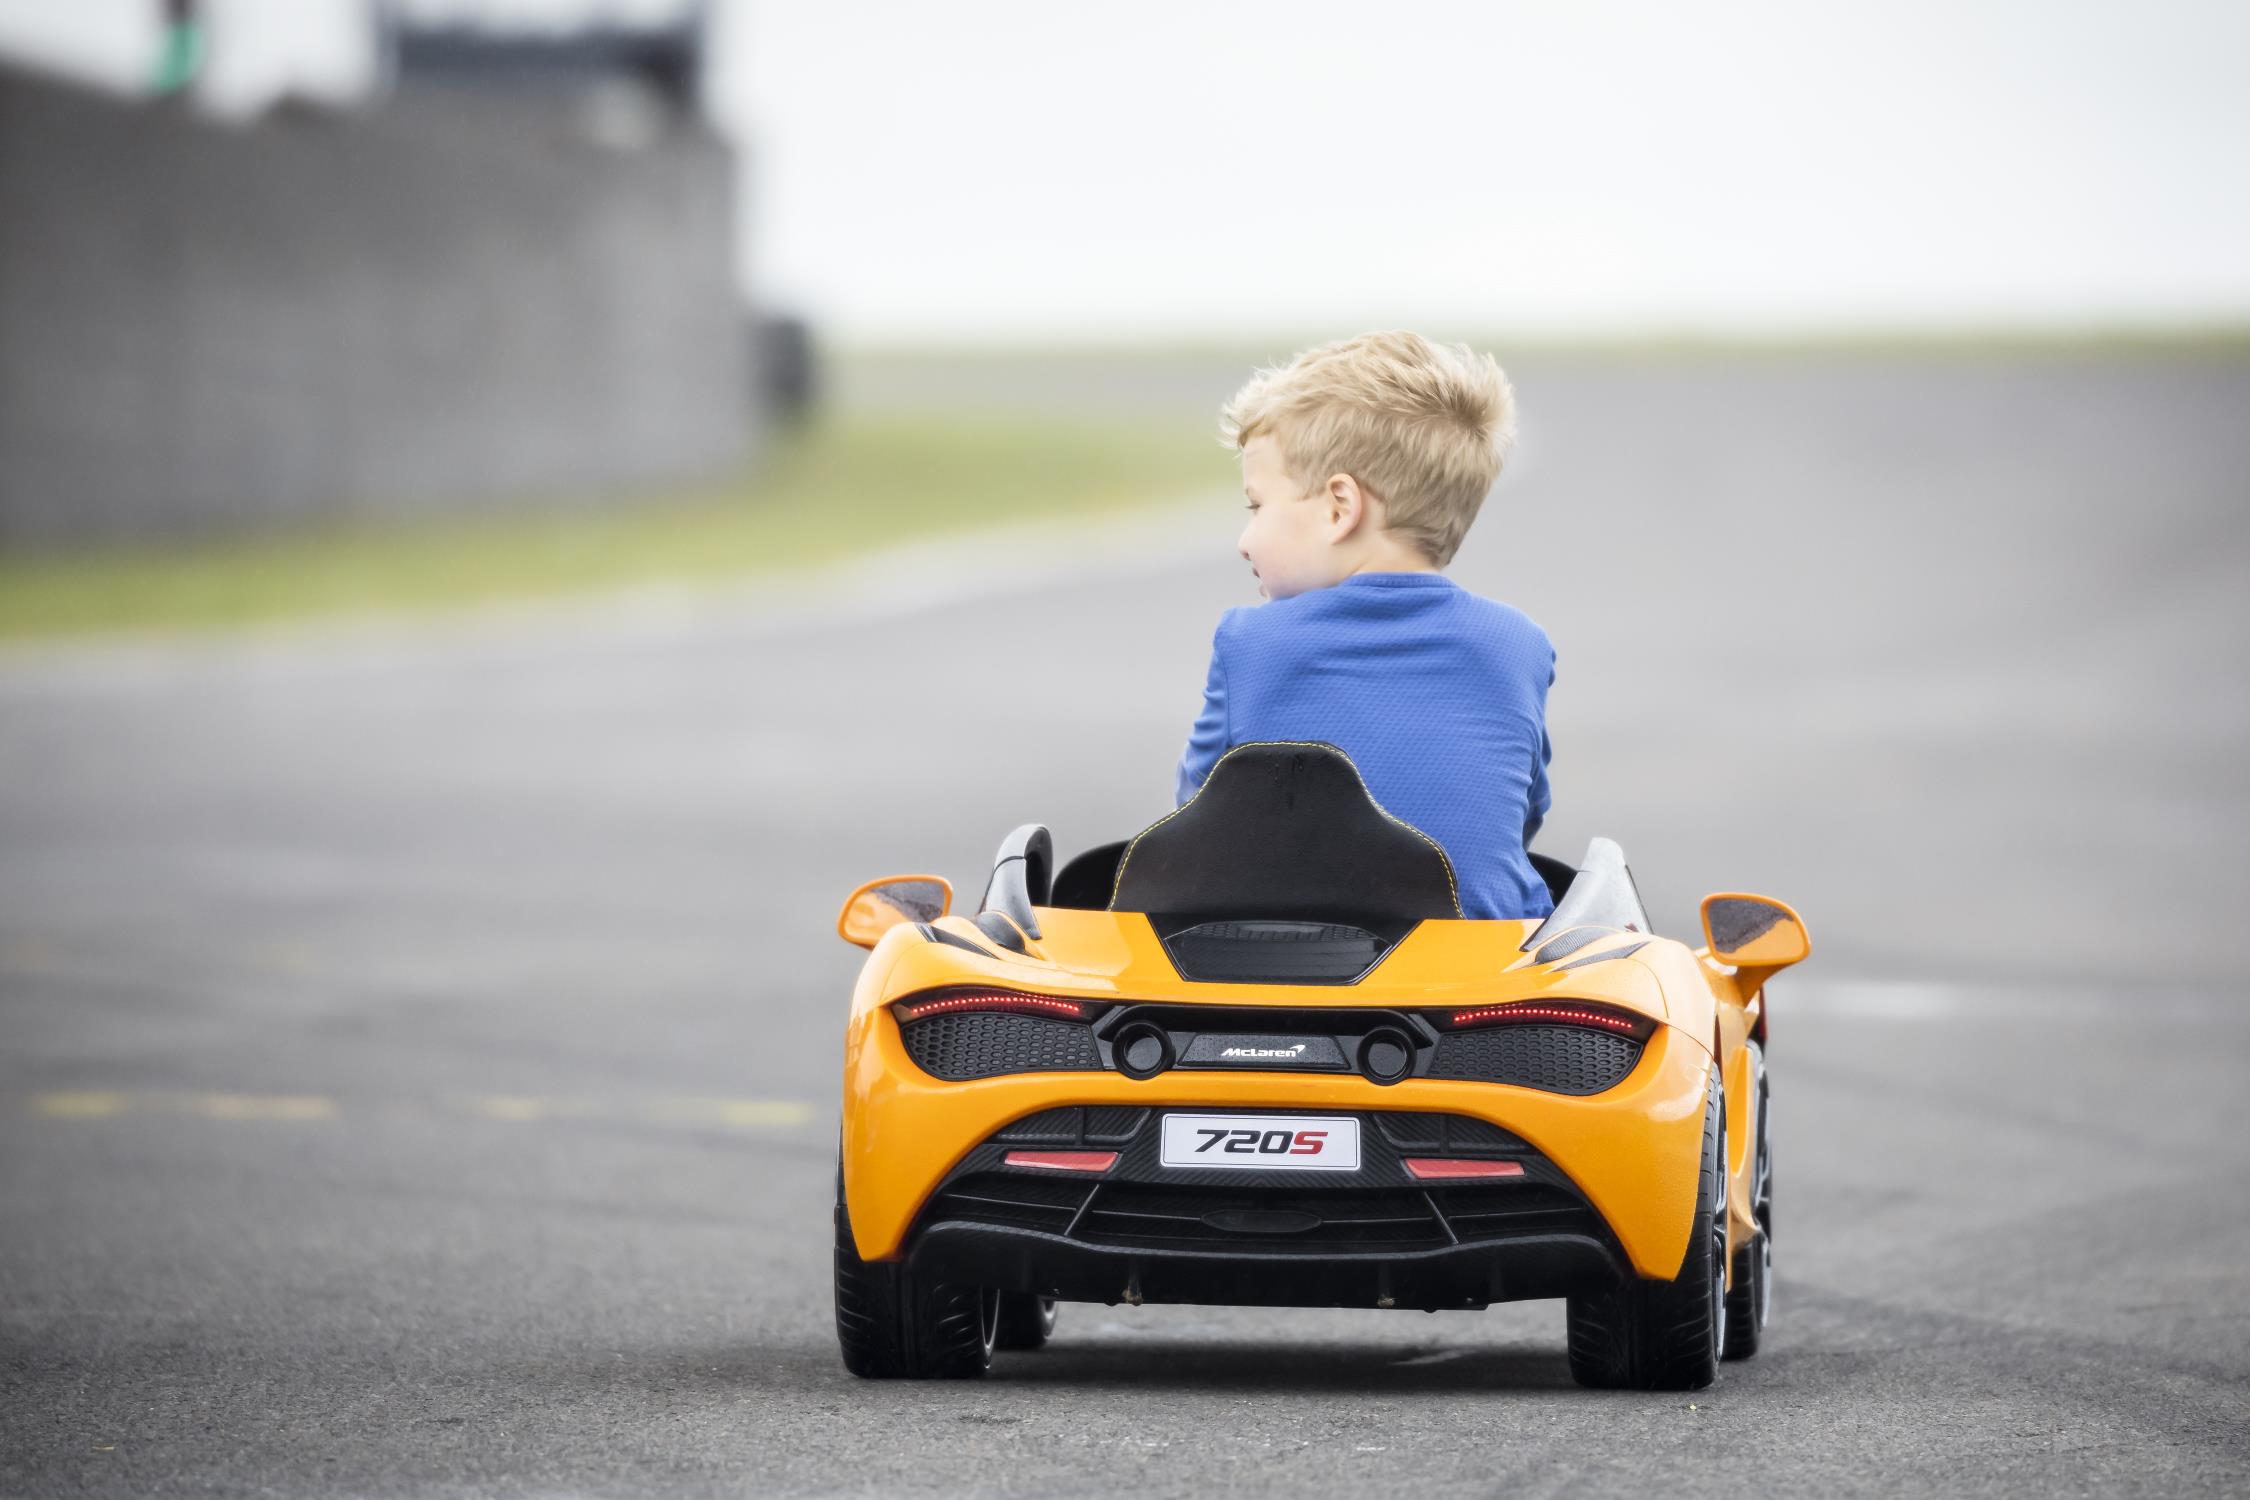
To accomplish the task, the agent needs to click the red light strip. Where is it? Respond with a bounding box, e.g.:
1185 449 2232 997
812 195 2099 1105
1405 1158 1526 1181
1003 1150 1117 1173
1446 1003 1644 1035
897 991 1088 1022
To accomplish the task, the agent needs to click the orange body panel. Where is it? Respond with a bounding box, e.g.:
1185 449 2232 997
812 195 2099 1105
839 907 1769 1281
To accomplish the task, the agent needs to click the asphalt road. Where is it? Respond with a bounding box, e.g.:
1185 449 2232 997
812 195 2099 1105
4 351 2248 1497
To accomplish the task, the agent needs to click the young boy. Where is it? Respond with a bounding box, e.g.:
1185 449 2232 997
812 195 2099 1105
1175 331 1556 919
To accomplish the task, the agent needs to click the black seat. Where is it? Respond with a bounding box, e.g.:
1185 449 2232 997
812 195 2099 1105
1108 742 1462 924
1051 840 1127 910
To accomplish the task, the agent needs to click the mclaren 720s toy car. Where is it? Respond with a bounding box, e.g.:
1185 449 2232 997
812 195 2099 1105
831 742 1809 1391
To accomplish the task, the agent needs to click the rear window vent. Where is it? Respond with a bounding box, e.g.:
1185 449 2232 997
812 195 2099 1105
1161 920 1392 984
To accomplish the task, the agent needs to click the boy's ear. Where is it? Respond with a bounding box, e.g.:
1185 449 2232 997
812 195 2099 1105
1324 472 1370 541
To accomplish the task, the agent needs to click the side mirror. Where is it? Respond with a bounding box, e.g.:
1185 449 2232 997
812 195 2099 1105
1700 893 1810 970
838 875 953 949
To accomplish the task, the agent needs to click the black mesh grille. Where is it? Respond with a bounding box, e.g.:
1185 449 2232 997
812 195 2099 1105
995 1106 1151 1145
1427 1024 1644 1095
899 1005 1645 1092
900 1012 1100 1081
1371 1113 1528 1153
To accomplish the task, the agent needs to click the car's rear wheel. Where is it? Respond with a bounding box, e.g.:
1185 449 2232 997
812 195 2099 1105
834 1160 997 1379
1565 1067 1727 1390
1723 1041 1772 1360
993 1293 1058 1350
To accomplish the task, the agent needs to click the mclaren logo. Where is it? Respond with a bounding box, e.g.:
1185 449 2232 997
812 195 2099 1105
1219 1043 1310 1059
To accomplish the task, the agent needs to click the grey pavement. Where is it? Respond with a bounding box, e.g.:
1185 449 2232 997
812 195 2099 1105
2 351 2247 1496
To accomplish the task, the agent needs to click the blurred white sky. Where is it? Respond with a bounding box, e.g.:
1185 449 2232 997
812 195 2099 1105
4 0 2247 342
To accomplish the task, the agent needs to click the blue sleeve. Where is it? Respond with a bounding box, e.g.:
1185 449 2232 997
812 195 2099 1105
1523 637 1555 846
1174 618 1231 805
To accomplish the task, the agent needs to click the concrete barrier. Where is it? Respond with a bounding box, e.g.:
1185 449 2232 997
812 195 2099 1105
0 65 753 549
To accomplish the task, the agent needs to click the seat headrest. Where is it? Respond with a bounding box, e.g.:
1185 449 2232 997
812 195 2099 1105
1109 742 1461 923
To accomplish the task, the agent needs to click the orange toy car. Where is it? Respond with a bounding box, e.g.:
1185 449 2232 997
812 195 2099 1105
833 742 1808 1389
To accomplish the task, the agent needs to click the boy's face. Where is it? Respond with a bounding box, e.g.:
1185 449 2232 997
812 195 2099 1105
1237 435 1343 601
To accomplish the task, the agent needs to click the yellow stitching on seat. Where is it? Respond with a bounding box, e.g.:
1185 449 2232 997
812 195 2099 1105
1108 740 1463 918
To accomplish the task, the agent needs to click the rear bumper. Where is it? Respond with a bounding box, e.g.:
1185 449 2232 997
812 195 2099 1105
900 1103 1633 1308
843 1012 1712 1280
911 1222 1626 1310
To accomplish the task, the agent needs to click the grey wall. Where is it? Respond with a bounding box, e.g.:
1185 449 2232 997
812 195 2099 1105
0 67 752 549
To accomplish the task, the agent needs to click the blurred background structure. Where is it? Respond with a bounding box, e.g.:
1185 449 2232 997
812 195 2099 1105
0 1 759 548
3 0 2245 560
2 4 2248 1495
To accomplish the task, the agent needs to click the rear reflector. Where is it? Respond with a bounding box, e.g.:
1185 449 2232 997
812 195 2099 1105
1405 1158 1526 1181
1003 1150 1118 1173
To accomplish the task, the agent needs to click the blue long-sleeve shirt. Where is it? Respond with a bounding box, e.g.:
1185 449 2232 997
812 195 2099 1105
1174 572 1556 920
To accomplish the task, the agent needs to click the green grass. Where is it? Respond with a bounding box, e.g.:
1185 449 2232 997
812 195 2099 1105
842 324 2250 361
0 413 1222 642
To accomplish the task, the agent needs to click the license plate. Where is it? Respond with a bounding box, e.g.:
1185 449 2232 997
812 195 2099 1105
1159 1114 1360 1171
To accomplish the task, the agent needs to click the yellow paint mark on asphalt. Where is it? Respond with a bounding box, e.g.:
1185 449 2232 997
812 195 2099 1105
644 1096 813 1129
3 938 58 972
483 1096 811 1129
706 1099 812 1128
253 940 315 975
471 1095 553 1122
191 1093 338 1121
32 1091 130 1118
21 1089 813 1131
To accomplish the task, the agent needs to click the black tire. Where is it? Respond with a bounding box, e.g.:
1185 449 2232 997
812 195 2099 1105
1566 1068 1728 1391
834 1161 997 1379
993 1293 1058 1350
1723 1041 1772 1360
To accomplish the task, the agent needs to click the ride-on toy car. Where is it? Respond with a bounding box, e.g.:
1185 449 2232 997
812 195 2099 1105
832 742 1809 1390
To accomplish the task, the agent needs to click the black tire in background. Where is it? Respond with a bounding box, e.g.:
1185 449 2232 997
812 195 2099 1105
1723 1235 1770 1361
1724 1041 1772 1360
833 1160 997 1379
1565 1068 1728 1390
993 1293 1058 1350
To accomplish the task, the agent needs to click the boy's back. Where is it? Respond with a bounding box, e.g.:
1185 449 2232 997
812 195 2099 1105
1176 572 1556 920
1176 330 1555 920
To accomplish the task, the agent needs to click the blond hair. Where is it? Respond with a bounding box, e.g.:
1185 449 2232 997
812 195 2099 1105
1219 331 1515 566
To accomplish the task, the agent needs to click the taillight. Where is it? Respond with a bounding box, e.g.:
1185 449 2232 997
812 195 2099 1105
895 989 1095 1023
1438 1001 1651 1038
1405 1158 1525 1181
